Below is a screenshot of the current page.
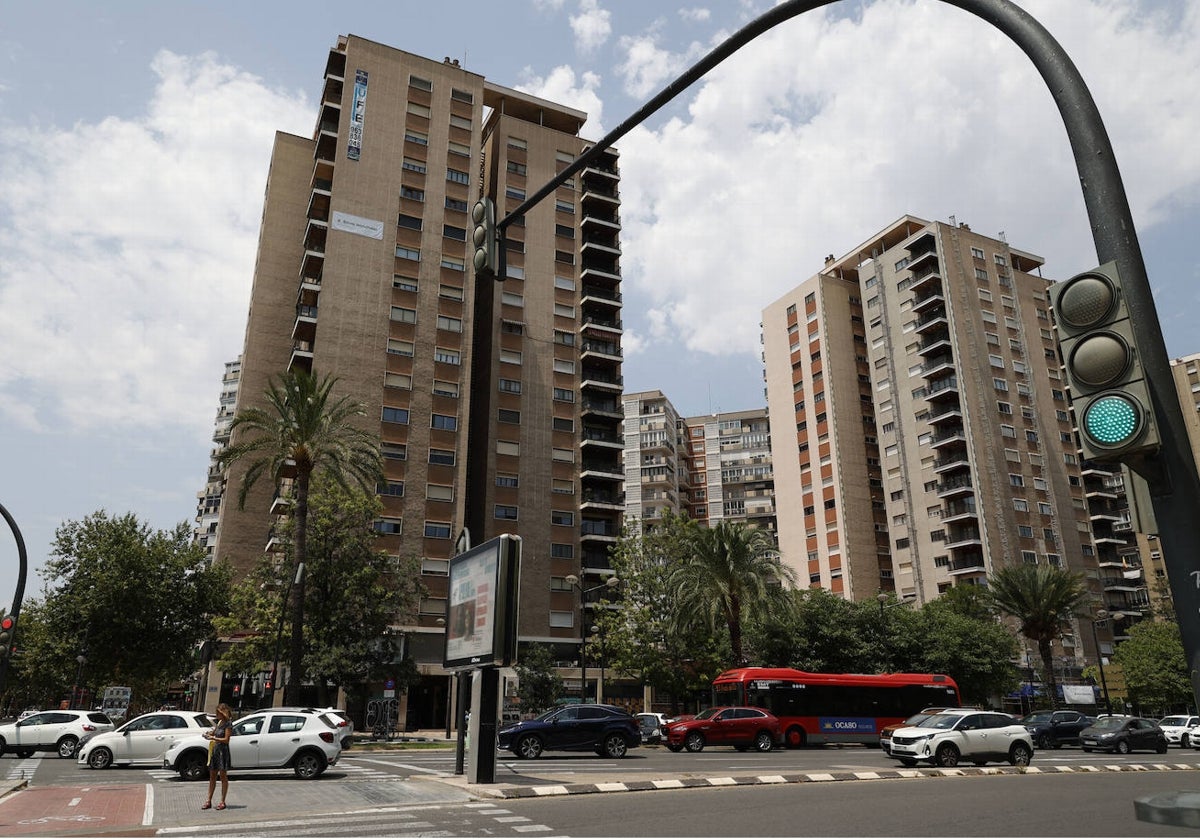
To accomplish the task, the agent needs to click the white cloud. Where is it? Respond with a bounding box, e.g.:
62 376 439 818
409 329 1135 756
571 0 613 53
516 64 608 139
614 0 1200 357
0 50 312 436
679 7 711 23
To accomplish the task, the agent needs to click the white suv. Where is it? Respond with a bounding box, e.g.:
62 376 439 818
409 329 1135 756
162 709 342 780
889 710 1033 768
0 710 115 758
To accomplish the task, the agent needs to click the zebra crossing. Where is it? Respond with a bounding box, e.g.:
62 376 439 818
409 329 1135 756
3 756 39 781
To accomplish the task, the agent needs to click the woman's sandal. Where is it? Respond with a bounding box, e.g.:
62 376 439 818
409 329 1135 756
201 802 211 810
216 803 226 811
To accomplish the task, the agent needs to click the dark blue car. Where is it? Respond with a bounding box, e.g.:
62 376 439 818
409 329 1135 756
497 704 639 759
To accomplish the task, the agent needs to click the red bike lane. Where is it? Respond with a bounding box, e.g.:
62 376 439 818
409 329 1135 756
0 784 148 836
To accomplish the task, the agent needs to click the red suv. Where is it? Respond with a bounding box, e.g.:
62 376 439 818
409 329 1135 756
664 706 781 753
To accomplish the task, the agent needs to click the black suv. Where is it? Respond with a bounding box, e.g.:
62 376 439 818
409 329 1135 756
1019 709 1094 748
497 704 640 759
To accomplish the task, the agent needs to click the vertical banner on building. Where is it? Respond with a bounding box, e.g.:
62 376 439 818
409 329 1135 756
347 69 368 161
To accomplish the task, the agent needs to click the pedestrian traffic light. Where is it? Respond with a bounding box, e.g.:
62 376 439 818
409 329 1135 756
0 616 13 655
471 197 499 279
1050 261 1160 464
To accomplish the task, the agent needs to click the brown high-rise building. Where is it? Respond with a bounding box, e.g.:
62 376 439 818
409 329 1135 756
209 36 623 721
762 216 1113 672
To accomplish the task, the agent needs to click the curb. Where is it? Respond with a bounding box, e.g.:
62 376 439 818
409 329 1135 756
477 761 1200 799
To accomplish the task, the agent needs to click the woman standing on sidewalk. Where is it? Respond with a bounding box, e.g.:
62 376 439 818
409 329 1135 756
202 703 233 811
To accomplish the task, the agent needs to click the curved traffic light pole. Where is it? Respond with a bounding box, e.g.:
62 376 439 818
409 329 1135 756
501 0 1200 707
0 502 29 697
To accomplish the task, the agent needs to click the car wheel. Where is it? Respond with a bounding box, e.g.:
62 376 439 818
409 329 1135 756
178 750 208 781
601 733 628 759
0 737 5 756
1009 742 1032 767
1157 740 1169 755
88 747 114 770
684 732 705 753
293 750 326 779
753 731 773 753
899 758 918 767
934 743 960 767
1183 734 1191 749
56 736 79 758
784 726 807 749
666 744 683 753
1115 739 1131 755
1036 734 1055 750
515 734 543 760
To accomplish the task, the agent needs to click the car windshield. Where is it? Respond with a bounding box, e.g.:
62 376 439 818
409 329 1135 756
1160 716 1190 727
1090 718 1127 732
919 713 966 731
905 712 938 726
694 708 721 721
1020 713 1053 725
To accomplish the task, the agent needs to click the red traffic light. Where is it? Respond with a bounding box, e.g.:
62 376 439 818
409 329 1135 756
0 617 13 631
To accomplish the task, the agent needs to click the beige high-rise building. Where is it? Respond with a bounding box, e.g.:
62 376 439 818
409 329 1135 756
763 216 1101 621
210 36 624 721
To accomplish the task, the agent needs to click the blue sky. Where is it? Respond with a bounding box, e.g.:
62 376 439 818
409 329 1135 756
2 0 1198 596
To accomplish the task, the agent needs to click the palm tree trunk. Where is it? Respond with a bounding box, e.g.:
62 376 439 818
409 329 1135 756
1038 637 1058 711
728 594 743 666
287 469 310 705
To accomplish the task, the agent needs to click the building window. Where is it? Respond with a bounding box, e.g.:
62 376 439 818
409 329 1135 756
553 359 575 374
439 284 464 300
424 521 452 539
394 275 419 292
378 481 405 497
402 157 427 174
391 306 417 324
432 380 459 398
495 505 519 520
501 291 524 307
443 224 466 241
446 168 470 184
553 478 575 494
431 413 457 431
429 448 455 466
435 348 461 365
400 186 425 201
552 510 574 526
382 442 407 461
436 315 462 332
498 408 521 424
549 611 574 628
441 257 465 271
552 448 574 463
375 518 402 536
409 75 432 91
553 388 575 403
421 558 449 576
499 378 522 394
382 407 409 425
496 473 519 488
385 372 412 390
427 484 453 502
497 440 520 456
1018 525 1034 538
398 213 423 230
395 246 420 261
1009 474 1025 487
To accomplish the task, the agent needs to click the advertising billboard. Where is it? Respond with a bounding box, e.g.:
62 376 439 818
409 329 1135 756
443 535 521 670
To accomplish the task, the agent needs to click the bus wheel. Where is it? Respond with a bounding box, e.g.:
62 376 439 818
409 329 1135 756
784 727 807 749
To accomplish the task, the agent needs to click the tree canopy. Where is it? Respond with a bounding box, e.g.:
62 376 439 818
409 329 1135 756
1112 619 1192 714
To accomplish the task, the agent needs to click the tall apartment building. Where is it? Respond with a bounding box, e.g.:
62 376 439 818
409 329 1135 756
210 35 623 721
681 409 775 532
762 216 1103 642
194 357 241 562
622 391 688 528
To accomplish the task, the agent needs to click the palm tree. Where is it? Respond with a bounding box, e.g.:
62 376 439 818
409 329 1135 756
986 564 1091 710
221 369 382 703
670 520 796 666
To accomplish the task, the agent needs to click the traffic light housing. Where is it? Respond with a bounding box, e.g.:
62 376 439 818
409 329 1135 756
0 616 13 656
471 197 499 279
1050 261 1160 464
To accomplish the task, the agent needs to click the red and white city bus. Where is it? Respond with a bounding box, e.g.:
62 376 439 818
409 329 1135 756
712 667 961 748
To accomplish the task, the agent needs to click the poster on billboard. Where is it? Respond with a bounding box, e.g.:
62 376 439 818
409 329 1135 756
443 535 521 670
347 69 367 161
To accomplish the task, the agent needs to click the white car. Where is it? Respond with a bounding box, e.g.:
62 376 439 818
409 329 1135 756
77 711 214 769
0 710 115 758
889 710 1033 768
1157 715 1200 747
162 708 342 780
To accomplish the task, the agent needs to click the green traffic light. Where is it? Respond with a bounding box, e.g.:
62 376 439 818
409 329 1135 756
1084 394 1140 446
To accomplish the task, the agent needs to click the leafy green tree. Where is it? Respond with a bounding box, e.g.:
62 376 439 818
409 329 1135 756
595 513 727 713
216 481 422 706
514 643 566 715
986 564 1090 709
930 583 996 622
670 520 796 666
220 369 383 701
1112 619 1191 714
915 599 1019 705
14 512 229 706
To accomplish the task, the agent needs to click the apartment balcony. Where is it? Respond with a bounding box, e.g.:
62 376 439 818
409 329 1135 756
1081 463 1116 478
908 260 942 293
581 286 621 308
581 373 623 393
321 74 343 109
1101 576 1145 593
581 210 621 234
583 160 619 182
944 527 983 550
301 249 325 281
916 333 952 357
581 461 624 481
949 553 987 576
581 340 622 361
581 489 623 511
914 309 949 334
933 451 971 475
942 498 979 524
580 314 622 335
911 289 945 313
581 238 621 258
289 341 314 372
581 397 622 419
292 304 317 343
303 218 328 253
927 404 963 426
927 376 959 401
270 492 292 516
581 519 620 542
580 262 621 285
306 185 331 224
581 182 620 206
581 428 622 448
920 355 956 379
937 475 974 498
297 275 321 308
930 425 967 448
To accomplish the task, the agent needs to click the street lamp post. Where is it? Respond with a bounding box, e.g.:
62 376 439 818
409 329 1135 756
72 654 87 711
565 575 619 703
1091 609 1124 715
591 624 607 704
